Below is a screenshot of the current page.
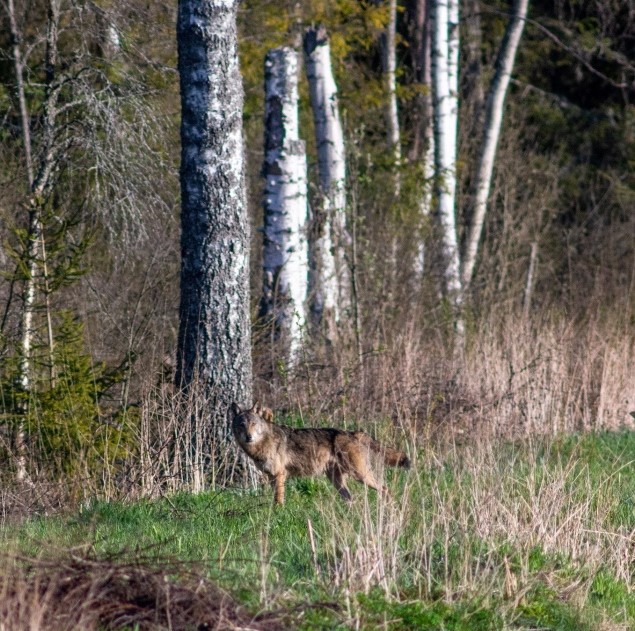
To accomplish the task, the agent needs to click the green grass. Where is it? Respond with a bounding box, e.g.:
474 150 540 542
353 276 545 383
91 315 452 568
1 431 634 629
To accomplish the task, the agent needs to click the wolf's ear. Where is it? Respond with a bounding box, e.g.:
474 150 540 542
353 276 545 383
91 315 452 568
261 407 274 423
229 402 242 419
252 401 261 414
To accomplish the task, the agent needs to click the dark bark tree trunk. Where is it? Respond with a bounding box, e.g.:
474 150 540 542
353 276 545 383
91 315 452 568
463 0 485 130
407 0 435 277
408 0 434 164
176 0 255 488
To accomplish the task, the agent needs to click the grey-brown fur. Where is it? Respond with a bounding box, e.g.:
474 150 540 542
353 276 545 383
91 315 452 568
230 402 410 504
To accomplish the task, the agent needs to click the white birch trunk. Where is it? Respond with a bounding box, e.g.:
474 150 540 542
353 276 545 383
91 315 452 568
261 47 309 363
431 0 463 331
447 0 459 169
385 0 401 190
523 240 538 319
8 0 33 482
414 0 435 277
8 0 62 482
303 26 350 330
461 0 529 289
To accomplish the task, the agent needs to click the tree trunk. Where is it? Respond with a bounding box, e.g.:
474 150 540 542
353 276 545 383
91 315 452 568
447 0 459 161
461 0 529 290
431 0 463 334
523 241 538 319
8 0 33 482
7 0 33 187
411 0 435 277
463 0 485 129
8 0 62 482
261 47 309 365
385 0 401 194
303 26 350 335
176 0 255 488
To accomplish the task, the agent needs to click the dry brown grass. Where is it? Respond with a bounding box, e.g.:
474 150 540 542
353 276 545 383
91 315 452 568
255 310 634 443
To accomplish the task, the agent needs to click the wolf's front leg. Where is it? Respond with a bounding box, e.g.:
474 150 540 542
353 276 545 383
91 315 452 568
273 472 287 505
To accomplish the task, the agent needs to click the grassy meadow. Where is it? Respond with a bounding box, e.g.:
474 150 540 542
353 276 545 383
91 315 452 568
1 430 633 630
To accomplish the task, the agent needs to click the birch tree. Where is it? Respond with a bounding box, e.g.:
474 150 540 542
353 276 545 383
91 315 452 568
461 0 529 289
7 0 65 481
303 26 350 333
261 47 309 364
176 0 254 487
385 0 401 194
7 0 36 481
431 0 463 332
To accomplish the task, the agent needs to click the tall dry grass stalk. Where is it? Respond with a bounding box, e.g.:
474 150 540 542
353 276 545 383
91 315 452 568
258 309 634 441
132 378 260 499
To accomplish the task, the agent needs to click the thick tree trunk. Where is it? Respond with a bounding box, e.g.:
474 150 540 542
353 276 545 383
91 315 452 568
303 26 350 334
461 0 529 289
176 0 255 488
431 0 463 334
261 47 309 365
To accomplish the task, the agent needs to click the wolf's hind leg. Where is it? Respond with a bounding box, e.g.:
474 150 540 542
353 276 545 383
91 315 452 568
327 466 352 502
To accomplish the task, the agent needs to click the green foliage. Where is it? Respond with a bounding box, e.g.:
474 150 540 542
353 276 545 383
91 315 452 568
0 311 136 482
517 586 590 630
357 593 503 631
30 311 136 478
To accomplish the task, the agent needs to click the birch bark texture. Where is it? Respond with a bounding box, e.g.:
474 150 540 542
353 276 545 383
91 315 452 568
446 0 460 168
261 47 309 363
176 0 254 485
303 27 350 331
461 0 529 289
385 0 402 182
431 0 463 313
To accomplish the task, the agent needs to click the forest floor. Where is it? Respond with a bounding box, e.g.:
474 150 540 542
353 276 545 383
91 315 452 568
0 431 634 630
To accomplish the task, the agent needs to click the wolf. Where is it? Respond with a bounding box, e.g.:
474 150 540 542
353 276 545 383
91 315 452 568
230 402 410 504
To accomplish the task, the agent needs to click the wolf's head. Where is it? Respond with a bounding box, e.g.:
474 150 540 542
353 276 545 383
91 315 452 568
230 402 273 445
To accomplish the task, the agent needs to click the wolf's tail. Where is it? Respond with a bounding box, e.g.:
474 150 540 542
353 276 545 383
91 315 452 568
361 434 411 468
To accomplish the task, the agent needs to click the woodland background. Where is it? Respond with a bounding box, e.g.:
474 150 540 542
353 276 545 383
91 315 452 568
0 0 634 498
